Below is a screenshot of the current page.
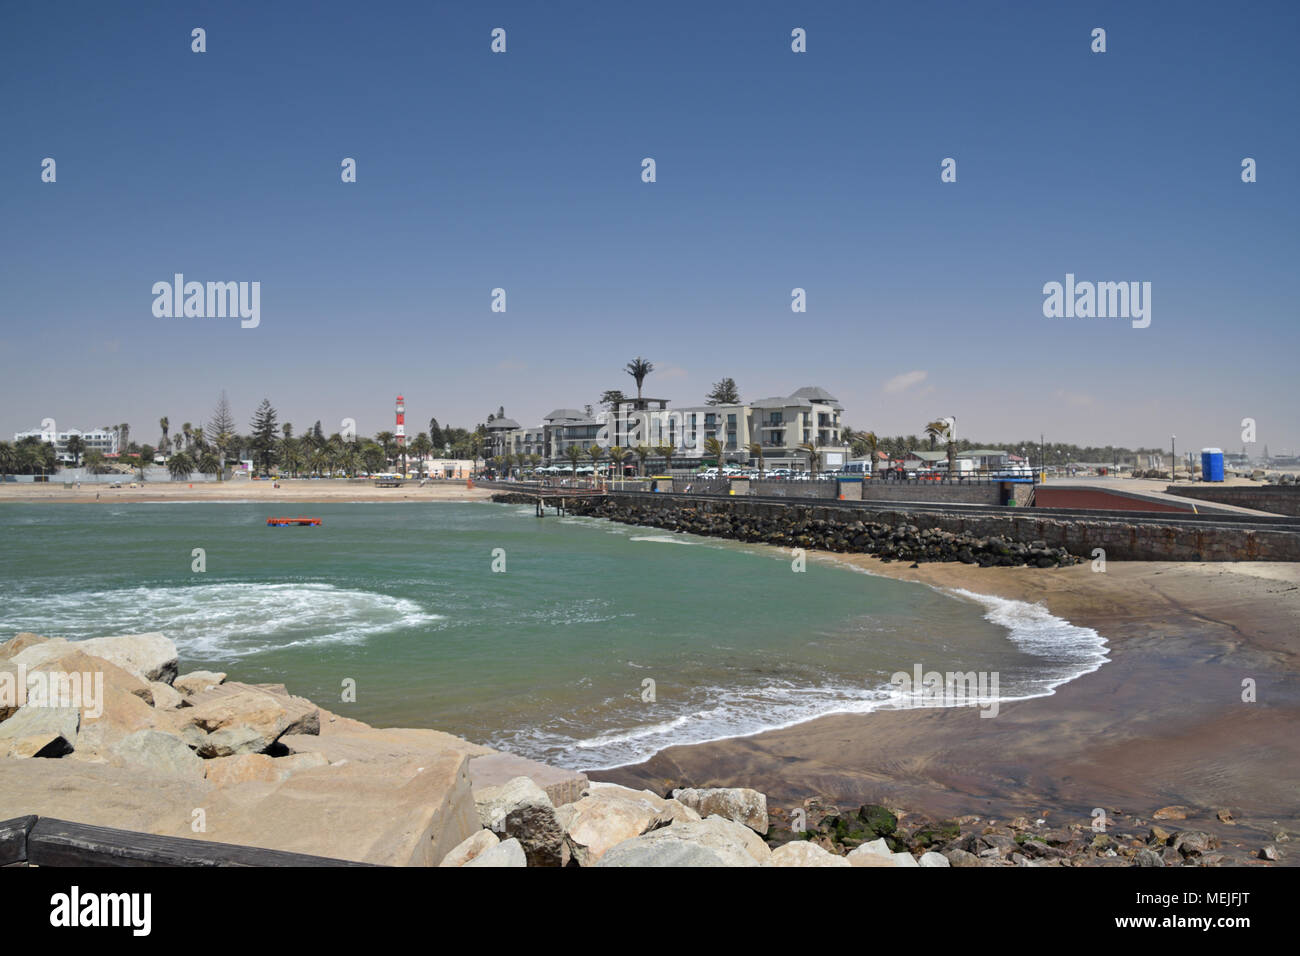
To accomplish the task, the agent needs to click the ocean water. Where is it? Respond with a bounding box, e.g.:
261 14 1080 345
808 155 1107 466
0 502 1107 770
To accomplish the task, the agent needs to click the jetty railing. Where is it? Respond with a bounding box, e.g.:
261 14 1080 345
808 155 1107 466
0 815 375 867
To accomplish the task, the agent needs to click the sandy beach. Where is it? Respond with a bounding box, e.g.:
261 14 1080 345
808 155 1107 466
0 479 494 505
592 556 1300 852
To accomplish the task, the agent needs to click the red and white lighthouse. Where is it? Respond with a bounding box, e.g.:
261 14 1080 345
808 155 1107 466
395 395 406 449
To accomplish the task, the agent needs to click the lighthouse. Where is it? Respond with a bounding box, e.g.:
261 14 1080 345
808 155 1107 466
395 395 406 449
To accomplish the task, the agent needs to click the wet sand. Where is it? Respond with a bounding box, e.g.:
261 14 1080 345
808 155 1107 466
0 479 494 504
592 558 1300 850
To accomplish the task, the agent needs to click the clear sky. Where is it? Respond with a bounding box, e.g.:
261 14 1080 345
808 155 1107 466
2 1 1296 453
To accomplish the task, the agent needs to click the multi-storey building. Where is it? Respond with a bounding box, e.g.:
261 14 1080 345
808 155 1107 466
13 425 119 464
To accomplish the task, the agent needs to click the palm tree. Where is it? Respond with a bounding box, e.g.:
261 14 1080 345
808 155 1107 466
656 442 676 474
607 445 628 487
133 445 155 481
747 442 765 478
634 444 651 477
167 452 195 480
851 431 879 476
564 444 584 480
64 434 85 468
587 444 604 486
0 441 15 479
703 436 727 472
198 451 221 478
924 420 947 451
409 433 433 478
375 431 396 469
159 417 170 456
625 357 654 401
798 440 819 477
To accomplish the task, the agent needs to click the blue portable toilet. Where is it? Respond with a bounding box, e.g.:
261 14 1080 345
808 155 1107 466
1200 448 1224 482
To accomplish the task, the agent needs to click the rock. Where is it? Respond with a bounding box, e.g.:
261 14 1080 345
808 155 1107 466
439 829 500 866
1148 825 1175 845
149 682 184 710
173 671 227 697
463 837 527 867
0 705 80 757
919 851 951 867
473 775 566 866
597 816 768 867
198 726 268 758
180 687 319 753
671 787 769 834
112 729 203 777
1216 808 1236 824
203 753 282 787
847 838 901 867
941 848 982 867
857 803 898 837
14 633 179 685
0 632 53 661
1135 848 1165 867
1153 805 1190 821
468 751 588 806
892 851 920 867
554 783 682 866
1259 845 1279 861
767 841 851 867
1173 830 1218 856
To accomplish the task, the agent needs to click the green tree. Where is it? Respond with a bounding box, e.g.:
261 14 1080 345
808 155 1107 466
798 440 819 476
624 357 654 400
250 399 279 476
747 441 765 477
634 444 651 477
409 433 433 478
198 451 221 478
703 436 727 470
64 434 86 468
158 417 170 455
656 442 676 473
564 443 584 479
607 445 628 485
705 377 740 405
209 391 237 480
167 451 195 480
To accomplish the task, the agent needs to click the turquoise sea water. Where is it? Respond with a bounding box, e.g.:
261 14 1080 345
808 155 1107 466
0 502 1107 769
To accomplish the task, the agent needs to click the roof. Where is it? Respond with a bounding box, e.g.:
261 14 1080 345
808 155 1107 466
543 408 587 422
906 450 948 461
960 448 1010 458
750 396 806 409
486 417 521 430
789 386 842 408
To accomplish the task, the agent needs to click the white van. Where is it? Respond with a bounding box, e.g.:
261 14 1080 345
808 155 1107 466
842 459 872 476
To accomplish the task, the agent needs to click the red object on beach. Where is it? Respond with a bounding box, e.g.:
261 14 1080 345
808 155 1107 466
266 517 322 526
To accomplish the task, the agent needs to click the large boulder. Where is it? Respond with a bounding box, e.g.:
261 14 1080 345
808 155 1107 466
148 682 184 711
473 776 566 866
671 787 769 834
596 815 770 867
13 633 179 685
463 837 527 868
439 829 499 867
179 685 319 754
468 751 589 806
111 729 204 778
0 705 80 757
173 671 227 697
554 783 692 866
768 841 852 867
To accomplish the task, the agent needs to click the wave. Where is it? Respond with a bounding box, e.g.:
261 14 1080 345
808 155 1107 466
0 582 439 660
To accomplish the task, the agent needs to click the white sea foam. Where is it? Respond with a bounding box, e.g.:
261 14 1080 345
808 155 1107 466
0 583 439 660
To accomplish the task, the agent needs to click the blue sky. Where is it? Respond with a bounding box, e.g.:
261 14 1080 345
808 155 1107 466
2 0 1296 453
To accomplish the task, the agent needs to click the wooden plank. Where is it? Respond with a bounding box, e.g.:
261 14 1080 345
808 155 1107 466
28 818 378 867
0 815 37 865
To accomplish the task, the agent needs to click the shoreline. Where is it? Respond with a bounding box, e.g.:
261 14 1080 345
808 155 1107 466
0 480 494 505
590 553 1300 854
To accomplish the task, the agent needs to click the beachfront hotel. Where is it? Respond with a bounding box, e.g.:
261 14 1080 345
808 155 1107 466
12 425 119 464
488 387 851 473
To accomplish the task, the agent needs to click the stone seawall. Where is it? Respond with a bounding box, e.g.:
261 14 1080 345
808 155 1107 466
1165 484 1300 517
501 493 1300 563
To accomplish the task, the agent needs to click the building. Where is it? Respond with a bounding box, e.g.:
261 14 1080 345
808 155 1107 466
13 425 119 464
497 385 850 473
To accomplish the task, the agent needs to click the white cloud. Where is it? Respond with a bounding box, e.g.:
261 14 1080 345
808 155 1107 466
883 370 928 394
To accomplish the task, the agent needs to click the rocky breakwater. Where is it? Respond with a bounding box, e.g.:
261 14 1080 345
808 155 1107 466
539 495 1081 568
439 782 1270 867
0 631 590 865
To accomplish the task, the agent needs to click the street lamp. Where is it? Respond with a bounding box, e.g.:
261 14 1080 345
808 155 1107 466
1171 435 1176 482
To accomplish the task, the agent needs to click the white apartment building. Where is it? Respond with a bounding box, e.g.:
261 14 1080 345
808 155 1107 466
13 425 119 464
